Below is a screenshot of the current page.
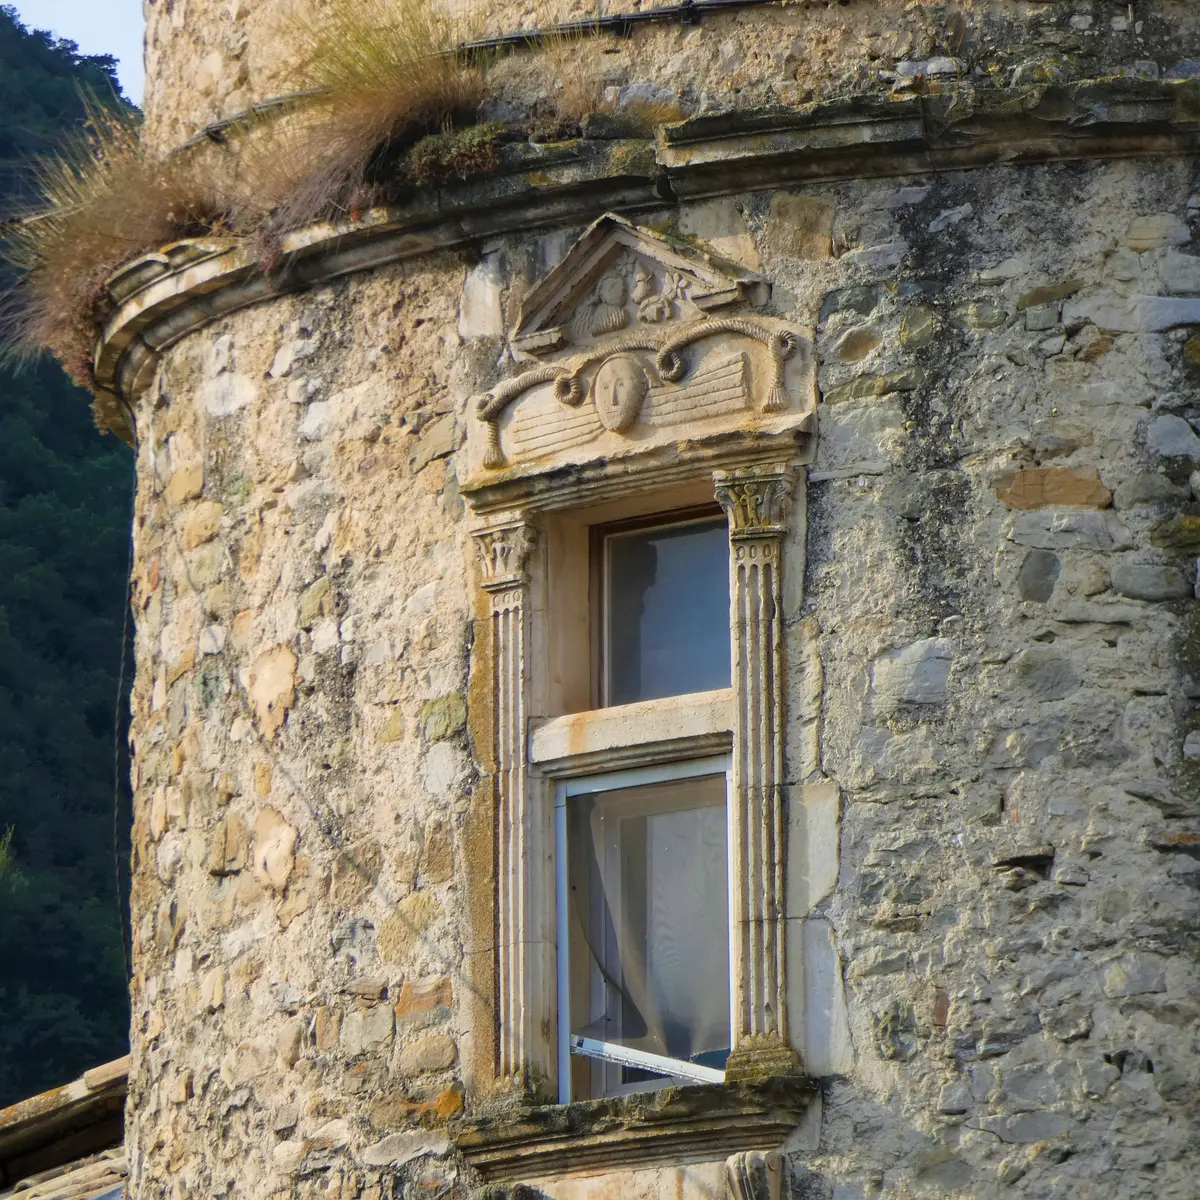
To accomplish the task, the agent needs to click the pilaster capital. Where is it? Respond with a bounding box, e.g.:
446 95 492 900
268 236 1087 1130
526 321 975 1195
725 1149 784 1200
473 520 538 592
713 464 793 540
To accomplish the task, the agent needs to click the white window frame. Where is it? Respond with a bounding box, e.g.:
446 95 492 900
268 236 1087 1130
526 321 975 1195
554 754 734 1104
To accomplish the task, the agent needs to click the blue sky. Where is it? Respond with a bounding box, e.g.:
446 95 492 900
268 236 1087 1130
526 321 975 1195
11 0 145 102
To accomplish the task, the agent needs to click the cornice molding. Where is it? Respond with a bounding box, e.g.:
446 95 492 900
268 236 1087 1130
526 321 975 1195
93 78 1200 442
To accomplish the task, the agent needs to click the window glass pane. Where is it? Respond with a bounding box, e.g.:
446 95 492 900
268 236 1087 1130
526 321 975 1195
604 517 730 706
567 773 730 1098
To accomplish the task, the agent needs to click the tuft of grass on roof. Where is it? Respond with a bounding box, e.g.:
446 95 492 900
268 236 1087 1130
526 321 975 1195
259 0 488 232
1 103 228 392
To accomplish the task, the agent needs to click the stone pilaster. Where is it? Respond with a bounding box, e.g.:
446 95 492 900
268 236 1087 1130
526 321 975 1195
714 464 802 1080
473 520 538 1088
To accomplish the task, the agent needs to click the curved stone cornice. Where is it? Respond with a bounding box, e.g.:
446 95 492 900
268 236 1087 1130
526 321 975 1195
94 79 1200 443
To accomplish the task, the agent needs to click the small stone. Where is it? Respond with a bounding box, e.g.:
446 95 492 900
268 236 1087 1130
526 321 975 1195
409 414 457 474
767 193 835 260
1009 510 1131 551
378 891 439 966
1184 731 1200 759
899 306 939 348
343 1004 394 1056
835 326 882 363
970 1111 1072 1143
823 369 924 405
198 625 226 656
954 301 1008 330
1024 305 1059 332
419 693 467 742
1146 414 1200 459
937 1082 972 1114
1126 214 1191 252
421 820 453 884
1102 952 1167 998
1112 473 1187 509
871 638 954 709
252 807 297 893
993 467 1111 511
1110 563 1192 601
181 501 224 550
928 203 972 233
395 975 452 1019
163 465 204 506
1082 1059 1121 1098
299 576 332 626
248 645 297 737
398 1033 457 1075
1041 1004 1092 1043
1012 647 1081 701
1150 514 1200 554
1016 549 1061 602
207 814 248 876
1017 280 1084 310
377 710 406 744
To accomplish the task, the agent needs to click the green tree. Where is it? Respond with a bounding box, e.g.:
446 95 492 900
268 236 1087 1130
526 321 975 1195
0 4 134 1107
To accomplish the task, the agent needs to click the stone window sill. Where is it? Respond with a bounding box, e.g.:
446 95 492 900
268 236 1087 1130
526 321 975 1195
452 1077 815 1183
528 688 733 776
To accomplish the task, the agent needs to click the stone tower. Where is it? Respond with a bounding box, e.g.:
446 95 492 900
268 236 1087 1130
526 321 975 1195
111 3 1200 1198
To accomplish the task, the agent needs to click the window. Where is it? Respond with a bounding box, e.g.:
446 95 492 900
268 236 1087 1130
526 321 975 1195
597 512 731 707
556 757 732 1102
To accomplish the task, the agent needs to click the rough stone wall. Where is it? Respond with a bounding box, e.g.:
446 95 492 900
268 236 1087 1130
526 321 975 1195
141 1 1200 150
126 153 1200 1199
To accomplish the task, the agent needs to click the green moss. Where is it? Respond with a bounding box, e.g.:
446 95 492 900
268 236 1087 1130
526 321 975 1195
406 122 507 187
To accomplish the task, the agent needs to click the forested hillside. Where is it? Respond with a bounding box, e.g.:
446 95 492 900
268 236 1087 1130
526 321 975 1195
0 5 133 1107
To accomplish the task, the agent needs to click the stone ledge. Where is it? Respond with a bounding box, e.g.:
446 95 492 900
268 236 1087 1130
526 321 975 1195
92 78 1200 439
452 1077 816 1182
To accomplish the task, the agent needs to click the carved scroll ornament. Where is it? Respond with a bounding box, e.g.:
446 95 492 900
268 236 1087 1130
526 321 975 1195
477 318 804 469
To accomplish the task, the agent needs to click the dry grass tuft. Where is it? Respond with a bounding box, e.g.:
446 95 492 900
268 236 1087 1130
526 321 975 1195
1 103 228 389
539 28 606 128
261 0 487 231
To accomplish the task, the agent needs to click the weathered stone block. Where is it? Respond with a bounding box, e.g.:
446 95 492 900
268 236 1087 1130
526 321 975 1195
767 193 835 260
1110 562 1192 600
248 645 296 737
163 465 204 506
1009 510 1132 551
181 500 224 550
1145 414 1200 459
871 638 954 709
395 975 452 1019
252 807 297 893
398 1033 457 1075
1102 953 1167 997
1125 213 1191 251
1012 647 1082 701
1113 472 1188 509
1016 549 1060 602
992 467 1111 511
378 891 439 966
419 693 467 742
343 1004 394 1056
207 813 248 875
1150 514 1200 553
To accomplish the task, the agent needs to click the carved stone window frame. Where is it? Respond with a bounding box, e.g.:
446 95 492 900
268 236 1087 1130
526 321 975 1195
458 215 816 1178
467 443 808 1099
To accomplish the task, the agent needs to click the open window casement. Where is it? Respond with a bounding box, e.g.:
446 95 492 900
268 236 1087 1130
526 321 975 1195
462 213 816 1106
557 759 733 1101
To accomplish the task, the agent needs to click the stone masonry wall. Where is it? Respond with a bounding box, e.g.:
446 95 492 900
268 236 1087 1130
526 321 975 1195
126 151 1199 1200
140 1 1200 151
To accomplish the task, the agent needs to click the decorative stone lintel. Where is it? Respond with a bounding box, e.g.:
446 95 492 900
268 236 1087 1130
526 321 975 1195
453 1077 815 1183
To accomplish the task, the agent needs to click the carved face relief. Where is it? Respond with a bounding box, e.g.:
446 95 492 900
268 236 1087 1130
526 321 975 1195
592 355 648 432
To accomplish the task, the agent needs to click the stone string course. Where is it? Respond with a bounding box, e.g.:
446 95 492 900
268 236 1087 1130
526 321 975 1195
120 3 1200 1200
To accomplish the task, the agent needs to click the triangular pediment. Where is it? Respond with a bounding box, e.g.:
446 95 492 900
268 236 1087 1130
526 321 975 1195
513 213 768 354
